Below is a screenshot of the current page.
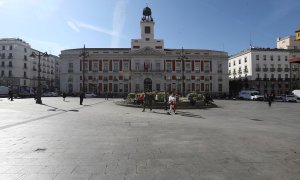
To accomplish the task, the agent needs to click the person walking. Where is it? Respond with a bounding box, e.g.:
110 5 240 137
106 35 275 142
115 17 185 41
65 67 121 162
268 93 273 107
80 92 84 105
62 92 66 101
168 93 177 115
8 90 13 101
142 93 147 112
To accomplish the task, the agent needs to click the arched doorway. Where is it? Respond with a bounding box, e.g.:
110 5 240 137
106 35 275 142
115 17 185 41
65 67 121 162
144 78 152 92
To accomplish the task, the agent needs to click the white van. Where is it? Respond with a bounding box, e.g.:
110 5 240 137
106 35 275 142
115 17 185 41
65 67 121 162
239 90 264 100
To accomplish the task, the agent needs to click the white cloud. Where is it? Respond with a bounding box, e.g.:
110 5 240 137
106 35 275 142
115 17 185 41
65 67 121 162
67 21 80 33
111 0 129 47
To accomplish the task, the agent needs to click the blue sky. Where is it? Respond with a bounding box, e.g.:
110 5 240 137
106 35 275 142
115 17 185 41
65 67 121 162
0 0 299 56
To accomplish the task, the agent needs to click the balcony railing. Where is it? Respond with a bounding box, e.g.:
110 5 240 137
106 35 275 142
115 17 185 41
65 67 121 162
255 68 261 72
270 68 275 72
284 68 289 72
277 68 282 72
255 78 261 81
263 68 268 72
277 78 283 81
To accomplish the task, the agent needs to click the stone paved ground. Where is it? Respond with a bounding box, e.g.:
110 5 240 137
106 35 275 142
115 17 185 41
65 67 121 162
0 97 300 180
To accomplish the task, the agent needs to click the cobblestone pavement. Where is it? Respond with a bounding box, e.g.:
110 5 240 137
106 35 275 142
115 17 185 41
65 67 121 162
0 97 300 180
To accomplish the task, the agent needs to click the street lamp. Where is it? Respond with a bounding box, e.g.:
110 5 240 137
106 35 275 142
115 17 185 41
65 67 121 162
178 47 188 96
30 51 49 104
79 45 89 95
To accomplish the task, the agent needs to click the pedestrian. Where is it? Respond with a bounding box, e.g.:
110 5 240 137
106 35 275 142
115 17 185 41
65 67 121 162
62 92 66 101
168 93 177 115
105 91 108 100
80 92 84 105
142 93 147 112
268 93 273 107
148 93 154 111
8 89 13 101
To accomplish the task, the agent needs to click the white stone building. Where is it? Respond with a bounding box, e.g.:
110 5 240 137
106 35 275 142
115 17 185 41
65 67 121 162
60 6 229 97
228 48 300 95
0 38 60 95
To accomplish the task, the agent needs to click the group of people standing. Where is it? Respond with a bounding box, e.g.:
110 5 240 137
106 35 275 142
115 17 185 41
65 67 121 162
139 92 177 115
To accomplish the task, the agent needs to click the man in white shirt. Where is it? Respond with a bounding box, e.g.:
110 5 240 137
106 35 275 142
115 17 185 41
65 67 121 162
168 93 176 114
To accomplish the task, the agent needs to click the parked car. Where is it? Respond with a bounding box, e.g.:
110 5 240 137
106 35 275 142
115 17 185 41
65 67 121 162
85 93 97 98
238 90 264 100
282 94 298 103
42 92 58 97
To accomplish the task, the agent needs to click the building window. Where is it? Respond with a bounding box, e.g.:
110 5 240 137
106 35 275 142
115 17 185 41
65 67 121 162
285 56 288 61
176 62 181 72
263 55 266 60
124 84 128 92
166 63 172 72
233 61 236 66
1 70 4 76
270 55 273 61
155 63 160 71
239 59 241 64
229 62 231 67
195 64 200 73
93 63 98 72
244 57 247 63
278 56 281 61
145 26 150 34
24 80 26 86
9 70 12 77
124 63 129 71
186 63 191 72
2 46 5 50
24 48 27 52
68 63 73 73
218 84 222 92
135 63 139 70
103 63 109 72
256 55 259 60
24 63 27 69
9 61 12 67
113 62 118 72
1 61 4 67
113 84 118 93
204 62 210 73
156 84 160 91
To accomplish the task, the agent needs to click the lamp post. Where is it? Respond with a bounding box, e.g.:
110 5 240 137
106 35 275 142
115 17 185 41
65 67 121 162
79 45 89 95
178 47 188 96
30 51 49 104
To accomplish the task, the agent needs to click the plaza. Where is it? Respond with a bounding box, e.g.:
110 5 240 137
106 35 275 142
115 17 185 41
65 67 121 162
0 97 300 179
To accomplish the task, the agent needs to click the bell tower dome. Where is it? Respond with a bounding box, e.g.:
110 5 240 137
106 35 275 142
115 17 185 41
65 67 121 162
140 6 155 41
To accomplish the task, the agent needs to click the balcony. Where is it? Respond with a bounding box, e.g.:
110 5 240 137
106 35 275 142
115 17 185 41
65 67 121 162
263 78 269 81
185 70 191 73
255 78 261 81
277 78 283 81
285 78 290 81
277 68 282 72
195 70 200 73
270 68 275 72
270 78 276 81
284 68 289 72
263 68 268 72
7 65 13 68
255 68 261 72
292 68 299 71
8 55 13 59
68 69 73 73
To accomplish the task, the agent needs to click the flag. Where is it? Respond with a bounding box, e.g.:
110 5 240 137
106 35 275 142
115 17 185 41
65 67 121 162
144 62 148 71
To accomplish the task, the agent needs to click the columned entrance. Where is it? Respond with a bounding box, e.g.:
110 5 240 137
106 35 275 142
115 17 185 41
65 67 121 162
144 78 152 92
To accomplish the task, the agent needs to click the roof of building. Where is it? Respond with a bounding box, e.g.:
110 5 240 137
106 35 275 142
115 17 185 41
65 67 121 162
289 57 300 63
